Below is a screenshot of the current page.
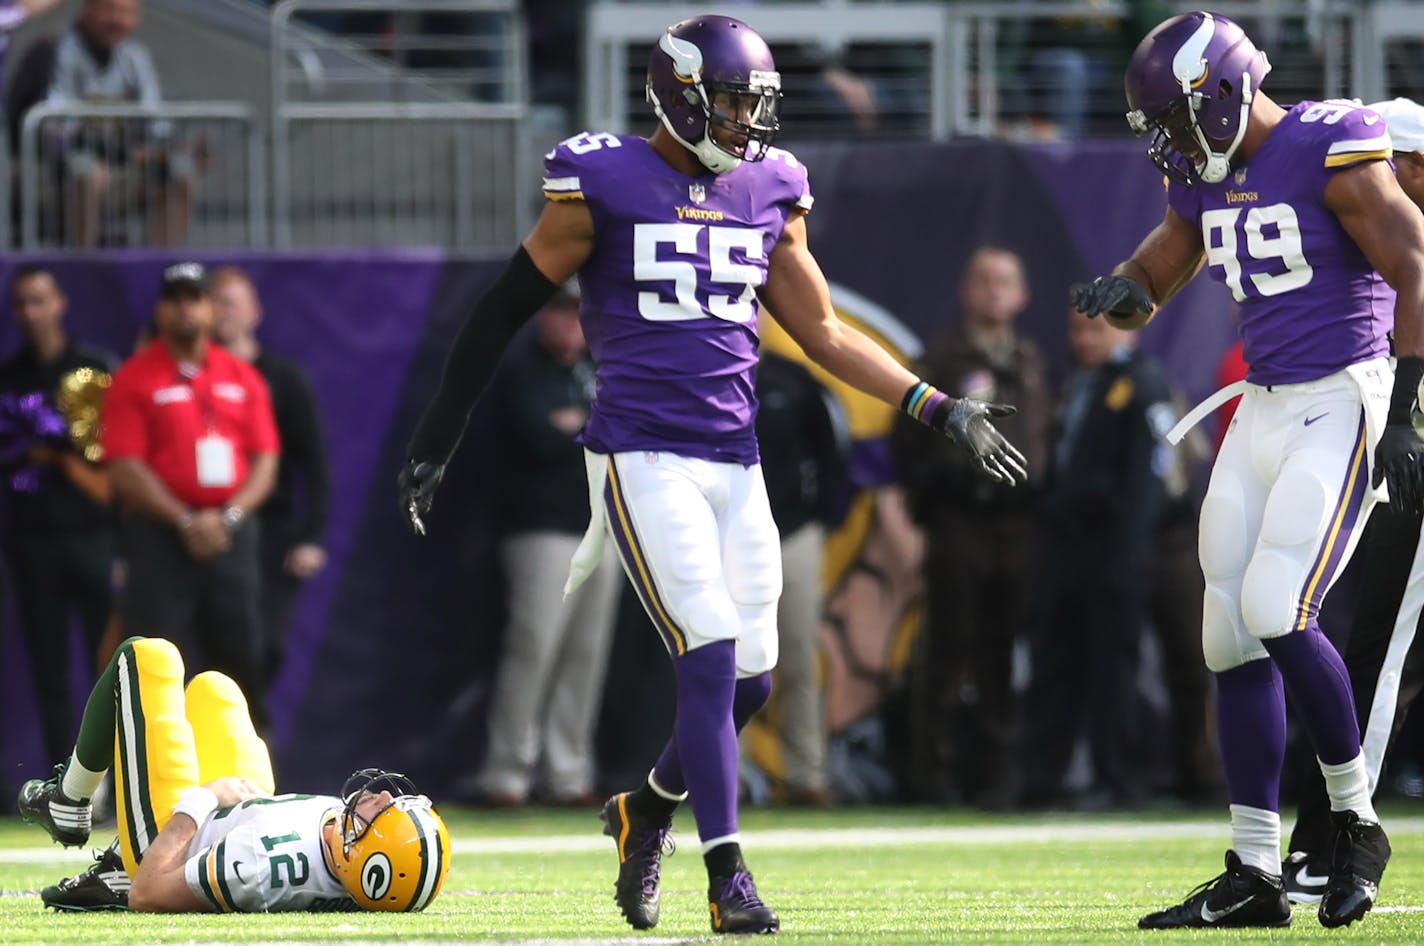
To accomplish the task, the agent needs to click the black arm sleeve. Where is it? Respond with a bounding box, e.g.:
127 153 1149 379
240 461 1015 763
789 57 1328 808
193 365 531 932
405 245 560 463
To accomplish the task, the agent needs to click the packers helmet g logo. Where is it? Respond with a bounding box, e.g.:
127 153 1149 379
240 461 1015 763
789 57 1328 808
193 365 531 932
361 852 393 901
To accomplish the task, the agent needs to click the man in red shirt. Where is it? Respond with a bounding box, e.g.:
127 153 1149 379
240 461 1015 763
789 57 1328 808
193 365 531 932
100 262 279 726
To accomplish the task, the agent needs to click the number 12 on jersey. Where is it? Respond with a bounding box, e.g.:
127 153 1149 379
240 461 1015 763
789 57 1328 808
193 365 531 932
261 831 310 889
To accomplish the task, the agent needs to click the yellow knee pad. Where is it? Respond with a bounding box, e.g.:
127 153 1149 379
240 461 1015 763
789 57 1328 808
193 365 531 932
186 671 275 795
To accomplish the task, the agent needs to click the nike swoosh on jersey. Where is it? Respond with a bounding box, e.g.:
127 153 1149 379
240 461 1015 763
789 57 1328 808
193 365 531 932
1304 412 1330 426
232 861 246 882
1364 114 1380 125
1200 896 1256 923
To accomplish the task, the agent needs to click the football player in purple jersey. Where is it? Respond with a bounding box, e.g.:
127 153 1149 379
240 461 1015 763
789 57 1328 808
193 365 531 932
398 13 1026 935
1073 11 1424 931
1281 95 1424 910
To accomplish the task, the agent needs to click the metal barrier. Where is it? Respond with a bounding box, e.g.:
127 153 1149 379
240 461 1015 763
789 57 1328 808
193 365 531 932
271 0 531 250
273 102 528 249
16 102 261 250
585 1 1366 142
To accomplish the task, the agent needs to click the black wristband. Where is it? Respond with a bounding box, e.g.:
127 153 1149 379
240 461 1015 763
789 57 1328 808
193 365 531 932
1388 356 1424 426
406 246 559 463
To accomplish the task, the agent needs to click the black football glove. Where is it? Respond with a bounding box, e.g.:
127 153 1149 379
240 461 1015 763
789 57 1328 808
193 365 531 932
941 399 1029 485
1071 275 1154 320
397 459 446 536
1373 424 1424 515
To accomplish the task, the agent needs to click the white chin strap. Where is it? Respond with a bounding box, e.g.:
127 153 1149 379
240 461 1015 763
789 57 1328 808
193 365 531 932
1193 72 1255 184
689 132 742 174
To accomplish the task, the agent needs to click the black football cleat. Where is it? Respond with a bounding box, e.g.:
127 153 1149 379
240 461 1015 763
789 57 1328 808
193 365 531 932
18 763 91 848
1138 850 1291 929
42 842 130 912
601 792 674 930
1318 810 1390 928
709 869 779 934
1282 850 1329 905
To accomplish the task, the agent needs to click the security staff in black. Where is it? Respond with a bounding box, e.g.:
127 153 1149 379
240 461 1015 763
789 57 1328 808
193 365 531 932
0 266 118 762
889 247 1051 808
209 268 331 686
1020 307 1174 808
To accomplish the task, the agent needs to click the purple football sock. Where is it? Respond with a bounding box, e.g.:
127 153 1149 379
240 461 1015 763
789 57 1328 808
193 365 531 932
652 671 772 798
1261 625 1361 765
1215 658 1286 812
669 640 739 843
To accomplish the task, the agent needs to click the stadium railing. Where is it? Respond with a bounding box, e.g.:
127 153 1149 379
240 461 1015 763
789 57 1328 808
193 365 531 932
16 101 261 250
270 0 531 250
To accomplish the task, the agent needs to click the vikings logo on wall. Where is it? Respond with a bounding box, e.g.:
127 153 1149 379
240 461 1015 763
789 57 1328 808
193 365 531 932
750 282 926 801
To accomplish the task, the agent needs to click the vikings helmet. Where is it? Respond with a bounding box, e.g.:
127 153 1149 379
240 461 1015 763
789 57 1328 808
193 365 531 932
645 15 781 174
325 769 451 912
1124 11 1271 185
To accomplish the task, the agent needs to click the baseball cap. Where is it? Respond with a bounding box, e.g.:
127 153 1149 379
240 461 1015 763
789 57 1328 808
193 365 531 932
1368 98 1424 154
159 262 209 298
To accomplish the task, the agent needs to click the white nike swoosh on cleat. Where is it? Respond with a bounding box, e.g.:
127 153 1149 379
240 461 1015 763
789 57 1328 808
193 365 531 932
1200 897 1256 923
1293 868 1329 889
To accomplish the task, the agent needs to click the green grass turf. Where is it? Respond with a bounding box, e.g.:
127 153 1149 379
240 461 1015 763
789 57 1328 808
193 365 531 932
2 804 1423 944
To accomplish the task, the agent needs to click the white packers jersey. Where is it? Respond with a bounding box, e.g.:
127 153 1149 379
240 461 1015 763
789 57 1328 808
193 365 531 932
182 794 356 912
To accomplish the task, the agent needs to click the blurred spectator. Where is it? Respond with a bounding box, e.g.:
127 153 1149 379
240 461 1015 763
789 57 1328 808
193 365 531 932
890 247 1051 808
1020 306 1173 809
99 262 278 727
44 0 202 247
1004 1 1170 138
209 267 330 686
473 288 621 807
0 266 116 763
776 42 881 140
752 350 848 805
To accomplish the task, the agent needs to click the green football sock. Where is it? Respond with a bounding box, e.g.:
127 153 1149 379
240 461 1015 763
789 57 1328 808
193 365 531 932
72 641 127 775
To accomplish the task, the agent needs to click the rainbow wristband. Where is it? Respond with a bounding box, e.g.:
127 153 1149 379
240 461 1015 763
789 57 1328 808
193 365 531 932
902 381 951 430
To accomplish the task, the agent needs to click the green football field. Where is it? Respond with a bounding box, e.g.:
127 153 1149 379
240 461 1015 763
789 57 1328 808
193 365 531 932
3 804 1423 944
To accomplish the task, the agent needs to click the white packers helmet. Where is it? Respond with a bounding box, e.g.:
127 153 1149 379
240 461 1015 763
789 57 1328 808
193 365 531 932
325 768 451 912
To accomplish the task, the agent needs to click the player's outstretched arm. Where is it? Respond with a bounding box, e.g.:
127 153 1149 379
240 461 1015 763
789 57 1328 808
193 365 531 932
399 200 595 534
1328 159 1424 511
1073 206 1204 329
758 214 1026 484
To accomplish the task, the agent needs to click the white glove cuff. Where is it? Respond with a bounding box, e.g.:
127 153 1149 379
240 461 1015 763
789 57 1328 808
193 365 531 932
172 786 219 826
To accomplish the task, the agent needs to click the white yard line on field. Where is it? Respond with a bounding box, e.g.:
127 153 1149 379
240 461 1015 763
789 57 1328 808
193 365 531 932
6 816 1424 864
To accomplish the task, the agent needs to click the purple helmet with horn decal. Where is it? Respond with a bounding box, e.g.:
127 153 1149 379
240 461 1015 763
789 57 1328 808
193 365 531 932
1124 11 1271 185
645 15 781 174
